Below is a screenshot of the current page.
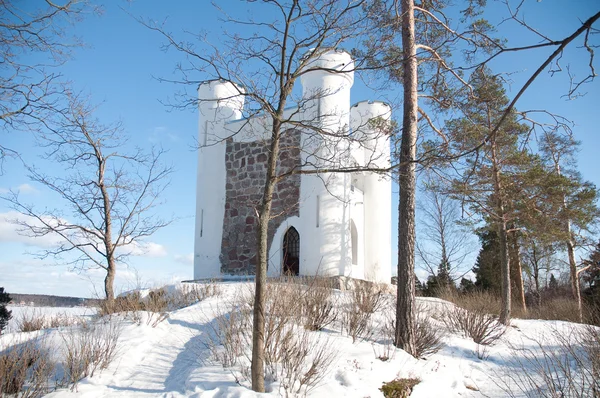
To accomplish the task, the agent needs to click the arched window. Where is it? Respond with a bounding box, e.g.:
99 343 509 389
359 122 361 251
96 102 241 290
283 227 300 276
351 220 358 265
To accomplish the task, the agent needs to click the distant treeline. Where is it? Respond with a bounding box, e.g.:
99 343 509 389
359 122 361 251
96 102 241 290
10 293 100 307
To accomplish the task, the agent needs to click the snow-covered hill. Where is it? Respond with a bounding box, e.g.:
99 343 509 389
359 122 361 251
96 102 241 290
1 281 597 397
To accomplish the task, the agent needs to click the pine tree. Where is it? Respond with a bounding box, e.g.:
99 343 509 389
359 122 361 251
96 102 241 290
0 287 12 335
445 68 547 323
459 278 476 293
582 240 600 305
472 229 502 294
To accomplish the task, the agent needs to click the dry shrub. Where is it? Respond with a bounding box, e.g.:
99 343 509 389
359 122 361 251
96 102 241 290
0 337 55 398
414 314 444 358
204 280 338 395
170 282 221 309
48 313 81 329
443 304 505 346
98 283 220 327
343 283 385 343
59 318 121 390
266 326 337 396
204 299 252 368
375 300 444 360
17 310 47 332
499 324 600 397
300 277 338 331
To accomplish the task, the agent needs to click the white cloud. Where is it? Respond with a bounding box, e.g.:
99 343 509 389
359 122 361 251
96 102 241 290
0 183 39 195
0 211 63 248
118 241 168 258
16 183 38 194
174 253 194 265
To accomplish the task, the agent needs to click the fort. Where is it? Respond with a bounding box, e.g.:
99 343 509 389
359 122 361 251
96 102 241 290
193 49 392 284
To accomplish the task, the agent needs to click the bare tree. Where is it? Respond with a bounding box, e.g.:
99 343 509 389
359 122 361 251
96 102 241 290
2 93 172 301
0 1 95 160
416 175 474 283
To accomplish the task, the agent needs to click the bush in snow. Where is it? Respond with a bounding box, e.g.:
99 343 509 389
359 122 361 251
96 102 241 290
59 318 121 390
343 282 385 343
442 304 505 347
0 336 55 397
203 278 338 396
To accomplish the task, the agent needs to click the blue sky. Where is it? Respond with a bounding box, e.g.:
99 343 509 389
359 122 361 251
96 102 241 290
1 1 599 297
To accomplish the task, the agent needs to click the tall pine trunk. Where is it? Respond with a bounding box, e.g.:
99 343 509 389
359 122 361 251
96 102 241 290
490 138 511 325
395 0 417 356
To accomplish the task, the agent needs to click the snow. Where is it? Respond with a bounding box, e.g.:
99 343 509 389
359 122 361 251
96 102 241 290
1 281 596 397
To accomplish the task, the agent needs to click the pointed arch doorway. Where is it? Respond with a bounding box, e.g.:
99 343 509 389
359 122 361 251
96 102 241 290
282 227 300 275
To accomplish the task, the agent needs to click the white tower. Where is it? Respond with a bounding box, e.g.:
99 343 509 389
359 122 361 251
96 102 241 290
194 80 245 279
350 101 392 283
298 49 355 277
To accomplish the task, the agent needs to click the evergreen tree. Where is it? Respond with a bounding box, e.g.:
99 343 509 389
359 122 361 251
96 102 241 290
445 67 550 323
0 287 12 335
582 240 600 304
424 258 455 296
472 229 502 294
459 278 476 293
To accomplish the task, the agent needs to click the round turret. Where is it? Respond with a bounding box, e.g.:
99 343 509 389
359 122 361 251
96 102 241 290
300 49 355 94
350 100 392 167
197 79 245 120
350 100 392 136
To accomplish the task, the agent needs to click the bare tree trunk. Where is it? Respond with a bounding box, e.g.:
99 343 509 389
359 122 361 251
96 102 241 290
104 261 115 301
251 118 282 392
490 136 511 325
99 152 116 302
395 0 417 356
509 231 526 314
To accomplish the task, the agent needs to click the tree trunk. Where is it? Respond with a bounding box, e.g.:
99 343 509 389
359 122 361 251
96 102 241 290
566 236 583 321
395 0 417 356
251 118 282 392
490 138 511 325
556 163 583 322
531 241 541 307
509 231 526 314
104 261 115 301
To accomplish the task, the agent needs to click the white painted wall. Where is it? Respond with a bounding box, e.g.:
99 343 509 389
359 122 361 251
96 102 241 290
194 80 245 279
350 101 392 283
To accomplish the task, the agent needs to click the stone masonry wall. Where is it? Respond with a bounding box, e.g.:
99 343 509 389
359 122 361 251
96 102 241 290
220 129 301 274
